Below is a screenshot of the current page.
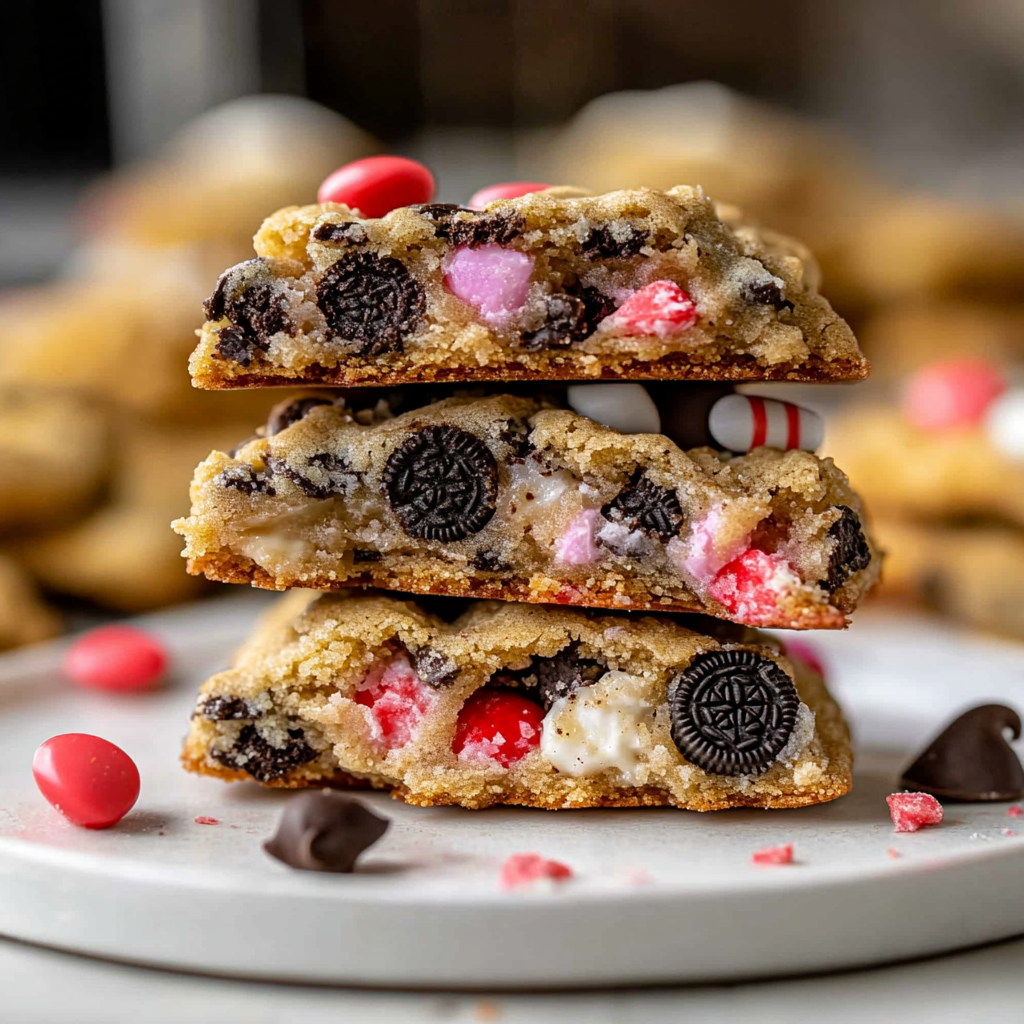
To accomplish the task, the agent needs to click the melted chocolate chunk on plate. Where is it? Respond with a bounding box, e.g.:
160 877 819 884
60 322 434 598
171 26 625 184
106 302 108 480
382 425 498 542
602 472 684 540
668 649 799 776
212 724 317 783
901 704 1024 801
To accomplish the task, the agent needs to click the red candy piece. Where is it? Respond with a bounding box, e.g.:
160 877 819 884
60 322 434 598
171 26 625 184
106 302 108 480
468 181 551 210
33 734 140 829
751 843 793 865
1008 804 1023 817
783 639 826 678
708 549 795 625
500 852 573 890
355 655 434 749
887 792 944 833
194 816 219 825
609 280 698 338
317 156 434 218
903 359 1006 433
64 625 168 693
452 689 544 767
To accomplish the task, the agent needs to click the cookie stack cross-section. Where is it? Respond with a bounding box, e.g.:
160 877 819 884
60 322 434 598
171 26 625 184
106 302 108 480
174 173 877 810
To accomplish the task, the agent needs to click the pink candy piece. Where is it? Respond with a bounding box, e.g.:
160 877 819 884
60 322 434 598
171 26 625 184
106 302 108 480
903 359 1006 433
33 734 140 830
444 244 534 323
500 852 574 890
679 507 748 582
751 843 793 865
468 181 550 210
64 625 168 693
555 509 604 565
708 394 824 453
887 792 944 833
194 816 219 825
1008 804 1023 817
354 654 435 749
708 549 798 625
783 639 826 678
609 280 698 338
317 156 434 217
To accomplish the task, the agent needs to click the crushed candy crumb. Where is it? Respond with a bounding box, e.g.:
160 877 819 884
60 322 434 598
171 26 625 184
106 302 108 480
886 848 900 859
887 792 943 833
500 852 574 890
1007 804 1022 817
751 843 793 865
194 816 220 825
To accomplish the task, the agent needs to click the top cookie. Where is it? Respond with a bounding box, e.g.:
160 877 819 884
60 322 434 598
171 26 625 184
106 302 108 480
189 186 866 389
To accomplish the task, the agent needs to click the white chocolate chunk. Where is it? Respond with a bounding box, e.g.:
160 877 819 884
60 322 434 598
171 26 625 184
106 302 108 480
566 383 661 435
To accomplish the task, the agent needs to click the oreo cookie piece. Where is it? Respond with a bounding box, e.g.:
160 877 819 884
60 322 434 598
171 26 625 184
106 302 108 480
447 210 525 248
212 724 317 783
741 277 792 311
266 394 335 436
601 472 684 540
825 505 872 592
382 425 498 542
580 223 648 260
205 258 294 366
668 650 799 776
413 646 459 688
316 251 425 355
534 641 605 712
266 452 356 500
215 465 275 497
312 221 368 245
519 286 615 351
200 695 263 721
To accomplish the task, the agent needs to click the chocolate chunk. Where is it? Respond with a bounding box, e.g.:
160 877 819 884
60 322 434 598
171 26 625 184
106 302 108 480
266 395 334 436
668 650 799 776
212 724 317 783
601 472 683 540
741 278 792 311
352 548 382 564
470 549 508 573
447 210 525 248
205 258 293 366
312 221 368 245
413 646 459 688
265 452 356 499
316 251 425 355
825 505 872 592
580 224 648 260
900 705 1024 801
264 791 389 873
382 425 498 542
215 465 275 497
518 286 615 351
201 696 262 721
535 641 605 712
214 325 254 365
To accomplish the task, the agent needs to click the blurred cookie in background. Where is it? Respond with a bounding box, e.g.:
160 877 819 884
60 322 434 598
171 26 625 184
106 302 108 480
0 555 60 651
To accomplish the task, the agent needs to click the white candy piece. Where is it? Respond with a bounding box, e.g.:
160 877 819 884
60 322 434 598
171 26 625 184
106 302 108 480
985 388 1024 462
565 383 661 435
708 394 823 453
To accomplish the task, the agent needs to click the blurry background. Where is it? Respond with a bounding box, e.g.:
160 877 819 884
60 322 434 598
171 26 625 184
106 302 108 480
1 0 1023 646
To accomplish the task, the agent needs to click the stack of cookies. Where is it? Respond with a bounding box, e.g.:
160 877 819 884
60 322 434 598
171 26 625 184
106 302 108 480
175 162 879 811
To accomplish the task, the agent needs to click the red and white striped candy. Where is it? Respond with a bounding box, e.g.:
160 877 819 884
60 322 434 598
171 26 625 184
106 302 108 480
708 394 823 453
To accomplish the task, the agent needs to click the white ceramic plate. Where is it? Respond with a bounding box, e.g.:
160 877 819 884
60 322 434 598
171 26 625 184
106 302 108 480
1 594 1024 989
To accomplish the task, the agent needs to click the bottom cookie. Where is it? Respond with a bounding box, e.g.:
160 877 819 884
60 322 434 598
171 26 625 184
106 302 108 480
182 591 852 811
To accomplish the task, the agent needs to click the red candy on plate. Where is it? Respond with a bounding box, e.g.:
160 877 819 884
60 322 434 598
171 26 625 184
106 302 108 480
64 624 168 692
33 734 140 829
452 689 544 767
887 792 944 833
751 843 794 865
468 181 551 210
317 156 434 217
903 358 1006 432
500 852 573 890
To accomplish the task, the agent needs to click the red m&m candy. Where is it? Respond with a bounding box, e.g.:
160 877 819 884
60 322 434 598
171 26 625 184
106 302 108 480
453 689 544 767
903 359 1006 432
33 734 140 829
64 625 168 692
317 156 434 217
468 181 551 210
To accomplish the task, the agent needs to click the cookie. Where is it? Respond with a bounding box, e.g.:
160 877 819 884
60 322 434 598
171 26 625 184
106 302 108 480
188 186 866 390
181 590 853 811
0 554 60 651
173 392 880 629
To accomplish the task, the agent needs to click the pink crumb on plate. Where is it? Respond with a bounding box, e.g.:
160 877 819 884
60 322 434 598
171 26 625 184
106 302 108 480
1004 829 1018 837
1007 804 1022 817
444 244 534 322
751 843 793 865
608 280 698 338
555 509 604 566
887 792 944 832
500 853 574 890
887 848 901 859
194 816 219 825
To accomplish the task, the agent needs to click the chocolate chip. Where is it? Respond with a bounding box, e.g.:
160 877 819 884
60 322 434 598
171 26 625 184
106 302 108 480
580 224 647 260
205 259 294 366
265 452 356 499
470 549 508 572
352 548 382 564
413 646 459 688
201 696 262 721
312 221 367 245
535 641 605 712
601 472 683 540
900 705 1024 801
382 425 498 542
266 395 334 436
215 465 275 497
316 251 425 355
741 278 793 311
669 650 800 776
519 286 615 350
212 724 317 783
447 210 525 248
264 791 389 873
825 505 871 592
